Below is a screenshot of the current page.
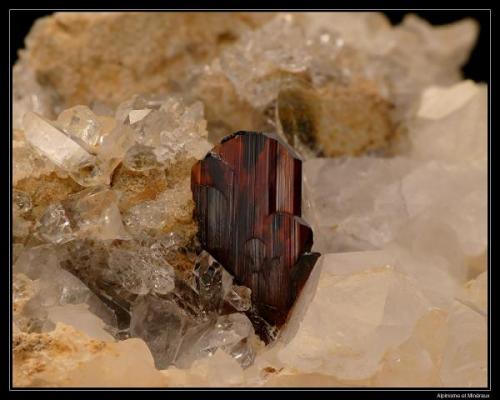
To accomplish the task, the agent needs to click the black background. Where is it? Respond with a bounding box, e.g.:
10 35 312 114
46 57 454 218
9 10 490 83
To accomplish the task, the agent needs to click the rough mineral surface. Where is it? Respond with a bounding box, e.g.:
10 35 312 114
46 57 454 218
15 12 274 115
12 12 487 387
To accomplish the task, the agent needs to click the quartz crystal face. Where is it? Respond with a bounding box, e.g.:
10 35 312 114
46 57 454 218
128 251 257 369
12 12 486 388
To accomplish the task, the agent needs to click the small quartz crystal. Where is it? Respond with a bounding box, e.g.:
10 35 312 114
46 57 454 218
56 105 117 154
36 203 74 244
35 186 129 243
108 245 175 296
23 112 95 172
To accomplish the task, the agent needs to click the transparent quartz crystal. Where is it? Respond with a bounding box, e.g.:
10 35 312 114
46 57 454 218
130 292 256 369
23 112 95 172
124 200 169 233
56 105 117 154
126 250 256 370
225 285 252 312
115 94 165 124
65 186 129 241
130 295 196 369
13 244 117 334
176 313 256 369
23 109 126 186
219 14 312 109
208 313 254 349
13 132 59 184
36 203 74 244
195 252 224 314
36 186 129 243
13 190 34 240
116 94 212 169
108 244 175 296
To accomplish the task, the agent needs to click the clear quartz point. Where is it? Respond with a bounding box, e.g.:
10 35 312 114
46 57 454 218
225 285 252 312
23 112 94 172
36 187 129 243
36 203 74 244
108 244 175 296
56 105 117 154
195 252 224 313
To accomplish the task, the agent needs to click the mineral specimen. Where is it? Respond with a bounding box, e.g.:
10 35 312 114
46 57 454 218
303 81 487 256
192 131 320 340
14 12 274 111
128 251 258 369
12 11 487 388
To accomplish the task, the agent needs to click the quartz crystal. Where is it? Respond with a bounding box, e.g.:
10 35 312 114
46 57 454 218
56 105 117 154
35 186 129 243
108 245 175 296
23 112 95 173
116 94 212 168
22 111 129 187
129 253 257 370
14 245 117 336
13 131 59 185
225 285 252 312
36 203 74 244
303 83 487 258
12 12 487 388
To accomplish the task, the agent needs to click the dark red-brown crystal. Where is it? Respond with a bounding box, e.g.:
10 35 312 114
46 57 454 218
191 131 319 341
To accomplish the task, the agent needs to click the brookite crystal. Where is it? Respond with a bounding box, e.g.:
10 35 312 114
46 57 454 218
192 131 320 341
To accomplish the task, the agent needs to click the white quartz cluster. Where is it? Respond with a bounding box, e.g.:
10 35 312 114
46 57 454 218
13 92 258 378
12 12 487 387
275 80 487 387
201 12 477 118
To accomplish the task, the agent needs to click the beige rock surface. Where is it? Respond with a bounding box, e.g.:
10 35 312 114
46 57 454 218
18 12 274 111
13 323 166 387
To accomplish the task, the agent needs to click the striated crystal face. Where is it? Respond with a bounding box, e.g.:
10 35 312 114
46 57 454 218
192 131 320 341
